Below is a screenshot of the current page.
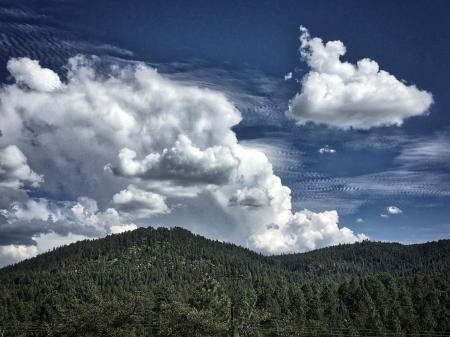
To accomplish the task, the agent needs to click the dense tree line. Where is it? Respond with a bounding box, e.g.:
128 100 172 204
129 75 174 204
0 227 449 336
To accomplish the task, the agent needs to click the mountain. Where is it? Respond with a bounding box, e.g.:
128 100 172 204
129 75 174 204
1 227 449 337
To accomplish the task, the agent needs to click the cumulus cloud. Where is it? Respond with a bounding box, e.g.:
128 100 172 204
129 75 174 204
318 146 336 154
0 55 367 262
112 185 169 217
356 218 364 223
7 199 54 221
288 27 433 129
70 197 122 232
0 145 43 189
0 197 134 247
387 206 402 215
110 135 238 186
7 58 62 92
252 210 367 253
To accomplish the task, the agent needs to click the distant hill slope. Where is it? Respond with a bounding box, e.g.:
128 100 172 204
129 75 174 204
1 227 449 337
271 239 450 276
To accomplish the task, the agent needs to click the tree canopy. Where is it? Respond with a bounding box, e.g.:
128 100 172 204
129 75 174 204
1 227 449 336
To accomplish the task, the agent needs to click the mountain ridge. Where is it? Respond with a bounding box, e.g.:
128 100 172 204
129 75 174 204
2 226 449 275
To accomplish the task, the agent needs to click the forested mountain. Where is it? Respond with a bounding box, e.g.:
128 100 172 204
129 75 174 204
1 227 449 337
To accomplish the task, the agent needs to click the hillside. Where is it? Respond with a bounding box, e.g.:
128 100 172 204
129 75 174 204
272 239 450 276
1 227 449 336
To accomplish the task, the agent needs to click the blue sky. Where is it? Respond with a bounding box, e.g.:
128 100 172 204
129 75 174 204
0 0 448 265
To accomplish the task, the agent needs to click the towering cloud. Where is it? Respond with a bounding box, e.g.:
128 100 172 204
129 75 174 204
0 56 366 266
288 27 433 129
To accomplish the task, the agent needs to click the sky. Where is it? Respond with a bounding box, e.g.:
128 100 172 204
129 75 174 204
0 0 449 266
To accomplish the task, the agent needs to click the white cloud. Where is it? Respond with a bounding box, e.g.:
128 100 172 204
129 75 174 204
288 27 433 129
7 58 62 92
0 197 135 245
380 213 389 218
0 232 91 267
284 72 293 80
110 224 138 234
7 199 54 221
387 206 402 215
356 218 364 223
33 232 90 252
69 197 134 234
112 185 169 217
251 209 368 253
0 244 37 260
0 244 38 266
0 145 43 189
318 146 336 154
0 56 366 259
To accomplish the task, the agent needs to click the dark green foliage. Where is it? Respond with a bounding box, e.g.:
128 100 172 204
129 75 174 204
0 227 449 336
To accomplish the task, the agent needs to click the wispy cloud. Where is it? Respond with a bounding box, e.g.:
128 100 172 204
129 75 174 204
157 61 290 128
395 132 450 169
238 128 450 220
342 131 409 151
0 3 134 71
